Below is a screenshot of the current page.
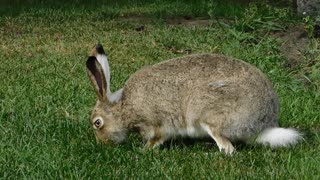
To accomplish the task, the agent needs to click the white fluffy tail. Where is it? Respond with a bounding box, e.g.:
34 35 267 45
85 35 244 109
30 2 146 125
256 128 303 148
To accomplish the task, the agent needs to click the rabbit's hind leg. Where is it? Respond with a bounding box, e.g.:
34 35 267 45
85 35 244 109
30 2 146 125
201 123 235 155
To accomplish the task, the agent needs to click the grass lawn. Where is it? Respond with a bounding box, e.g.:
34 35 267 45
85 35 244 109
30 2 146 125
0 0 319 179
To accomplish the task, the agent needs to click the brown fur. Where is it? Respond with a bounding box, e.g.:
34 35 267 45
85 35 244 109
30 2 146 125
87 49 279 154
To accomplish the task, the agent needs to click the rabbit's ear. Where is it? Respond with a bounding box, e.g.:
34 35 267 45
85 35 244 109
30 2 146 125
91 44 112 96
90 44 123 103
86 56 109 103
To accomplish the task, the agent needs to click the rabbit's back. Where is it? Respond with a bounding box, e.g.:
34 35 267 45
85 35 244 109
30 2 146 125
121 54 279 141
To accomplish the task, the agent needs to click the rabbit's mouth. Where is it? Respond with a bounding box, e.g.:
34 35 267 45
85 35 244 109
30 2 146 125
95 133 109 144
101 139 109 144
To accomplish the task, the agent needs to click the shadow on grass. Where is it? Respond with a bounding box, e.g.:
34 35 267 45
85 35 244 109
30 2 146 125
113 130 314 153
156 137 251 152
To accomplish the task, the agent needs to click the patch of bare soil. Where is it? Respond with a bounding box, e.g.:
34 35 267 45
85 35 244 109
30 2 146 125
118 15 151 23
118 15 214 27
270 24 309 68
165 16 213 27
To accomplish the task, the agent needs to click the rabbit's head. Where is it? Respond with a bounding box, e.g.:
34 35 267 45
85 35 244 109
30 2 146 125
86 54 126 144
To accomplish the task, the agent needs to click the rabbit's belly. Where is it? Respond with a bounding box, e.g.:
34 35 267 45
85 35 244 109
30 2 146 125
163 124 209 138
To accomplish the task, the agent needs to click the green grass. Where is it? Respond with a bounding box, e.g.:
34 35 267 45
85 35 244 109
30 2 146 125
0 0 320 179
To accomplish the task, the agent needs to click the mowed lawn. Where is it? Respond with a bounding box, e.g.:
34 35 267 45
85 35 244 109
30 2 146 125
0 0 319 179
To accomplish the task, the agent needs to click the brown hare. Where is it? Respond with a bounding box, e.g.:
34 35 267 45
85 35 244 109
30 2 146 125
86 44 302 155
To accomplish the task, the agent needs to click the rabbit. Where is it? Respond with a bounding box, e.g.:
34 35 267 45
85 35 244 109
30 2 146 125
86 44 302 155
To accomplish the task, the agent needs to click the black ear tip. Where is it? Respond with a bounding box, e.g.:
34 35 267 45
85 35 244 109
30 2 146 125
86 56 97 69
96 44 105 55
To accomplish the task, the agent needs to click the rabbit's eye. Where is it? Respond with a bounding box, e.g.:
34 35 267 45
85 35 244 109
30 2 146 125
92 117 104 129
94 119 102 128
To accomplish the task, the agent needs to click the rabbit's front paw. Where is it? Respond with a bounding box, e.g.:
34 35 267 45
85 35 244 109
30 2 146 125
144 138 164 150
